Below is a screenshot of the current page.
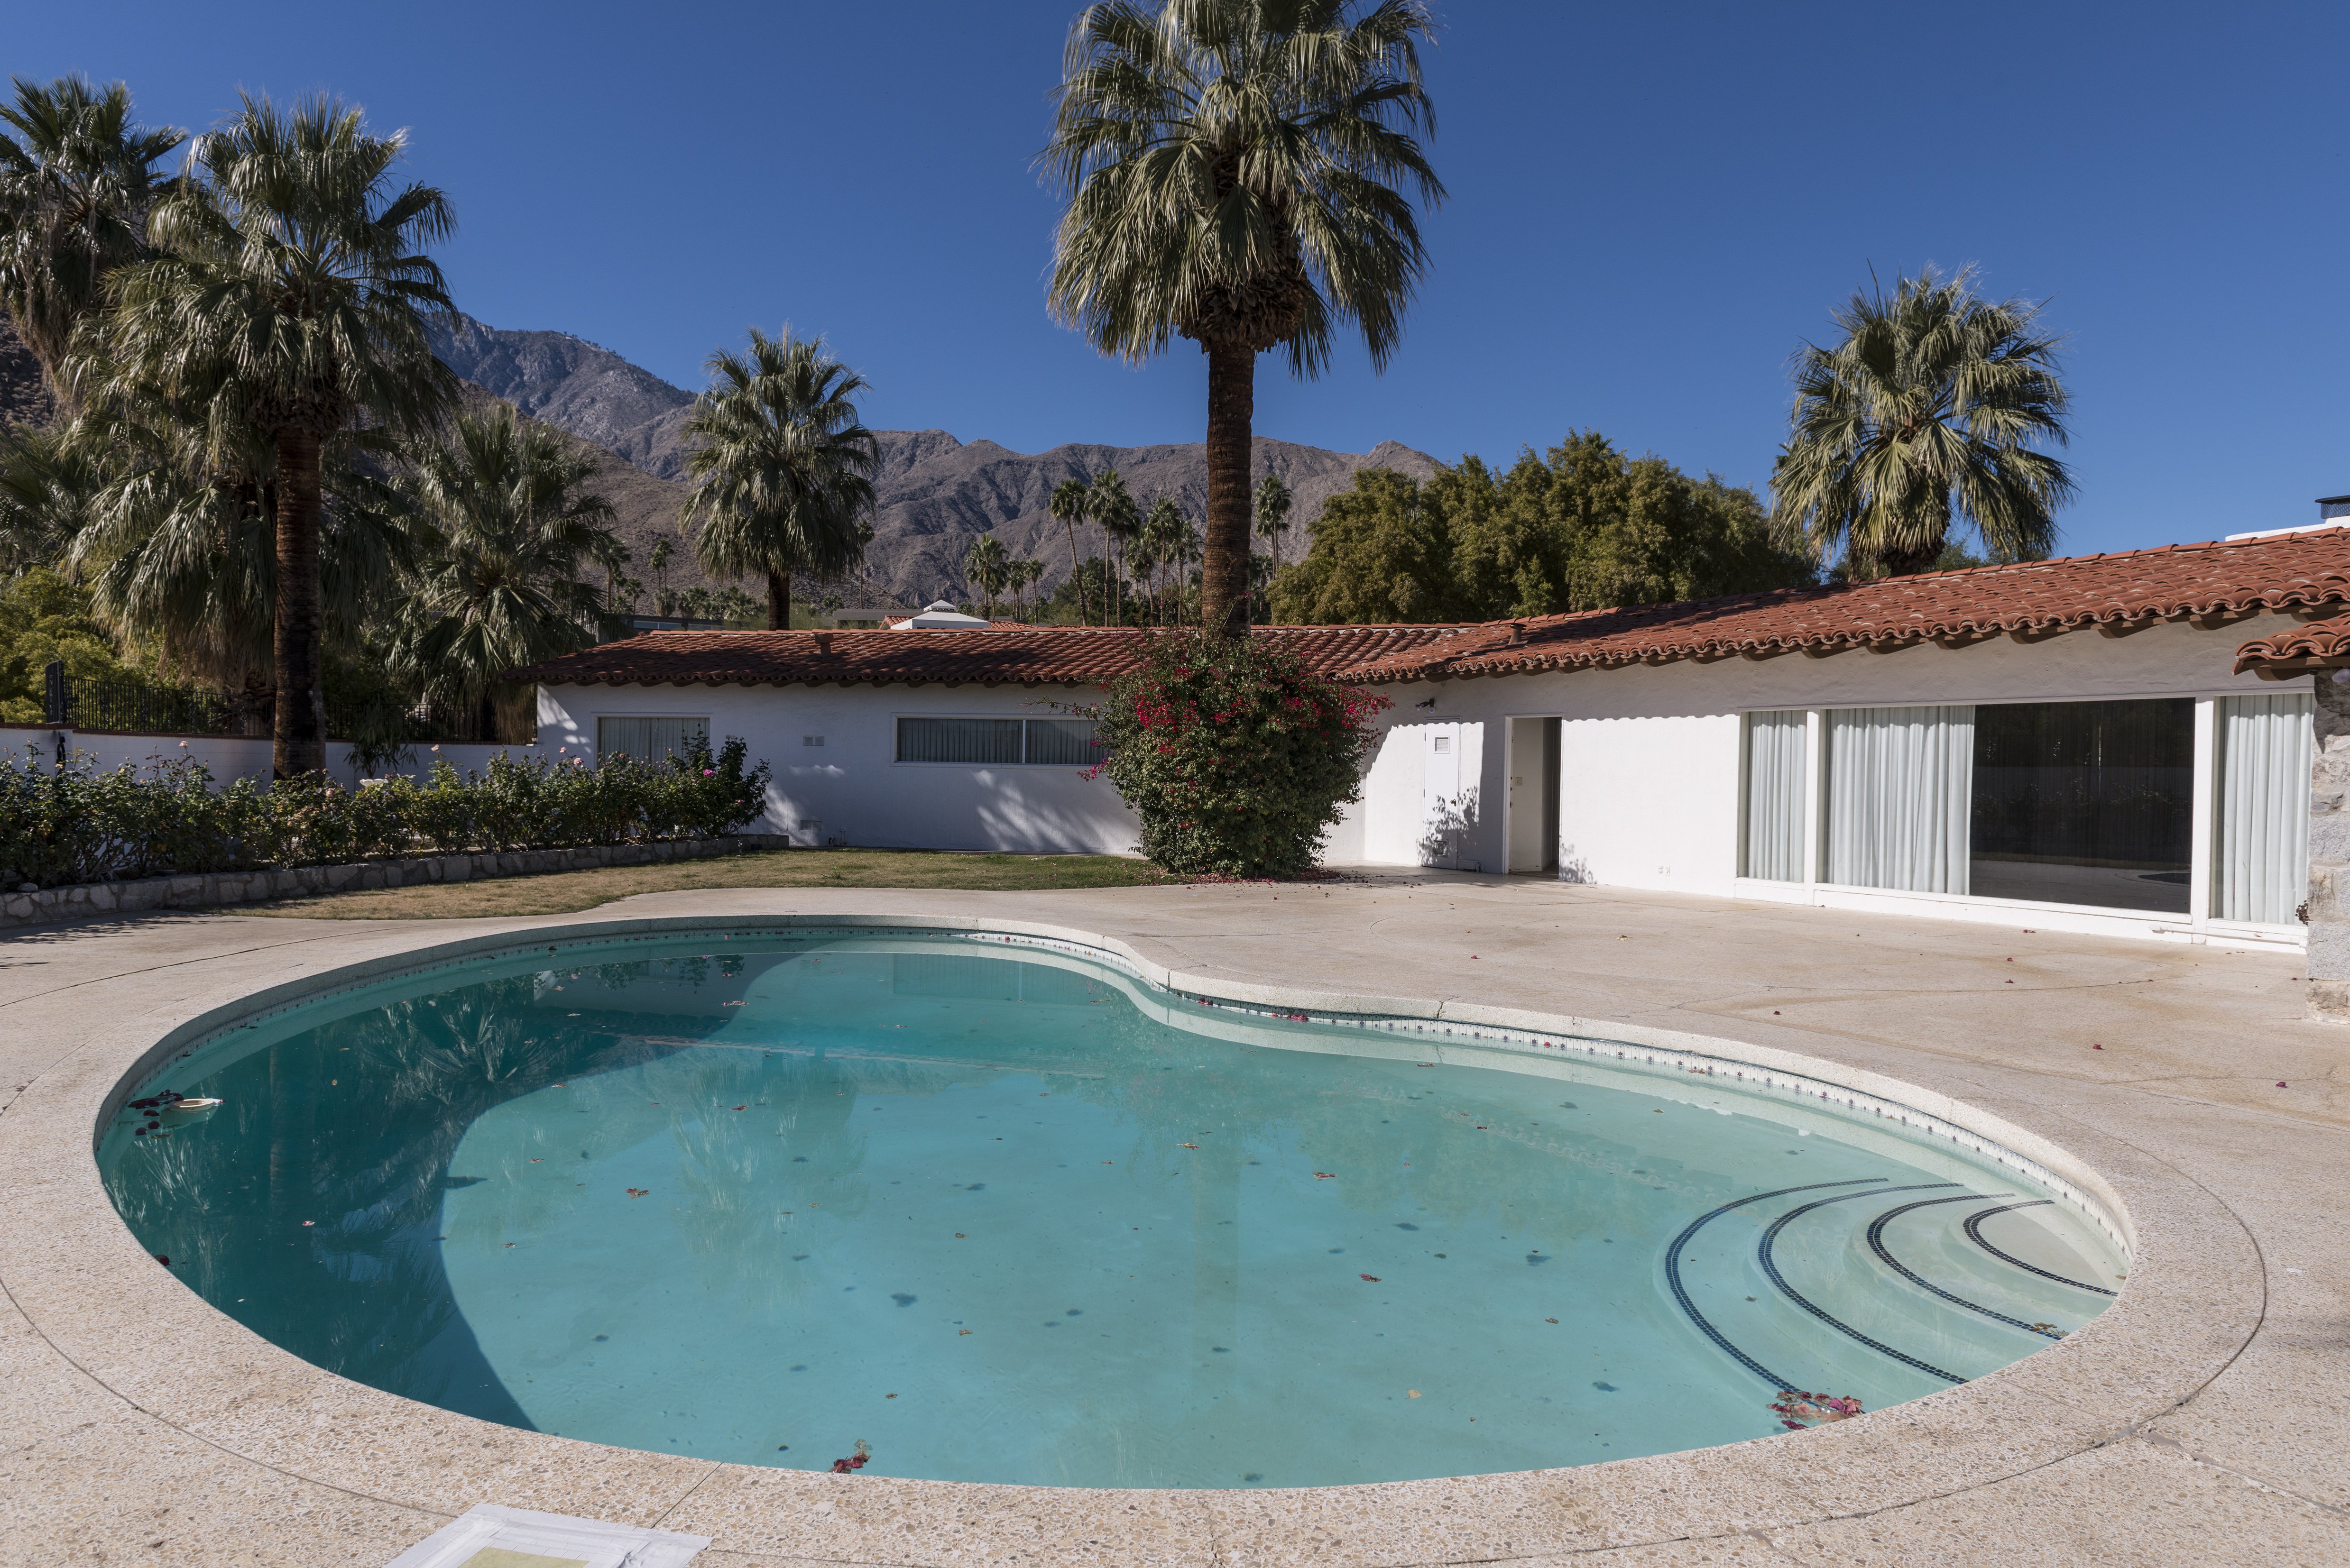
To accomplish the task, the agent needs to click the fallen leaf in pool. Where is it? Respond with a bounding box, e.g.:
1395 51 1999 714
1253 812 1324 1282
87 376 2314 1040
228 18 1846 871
959 1330 972 1335
1313 1172 1336 1180
1360 1274 1381 1282
1407 1389 1420 1397
1180 1143 1198 1149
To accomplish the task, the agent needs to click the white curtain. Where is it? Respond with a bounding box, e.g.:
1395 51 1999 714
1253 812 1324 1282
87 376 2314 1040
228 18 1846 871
1742 710 1808 881
1826 706 1974 893
2216 694 2312 925
596 715 709 761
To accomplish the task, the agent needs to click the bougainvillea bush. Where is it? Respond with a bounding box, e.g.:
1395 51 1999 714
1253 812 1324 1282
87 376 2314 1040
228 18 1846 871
1086 631 1389 878
0 737 771 890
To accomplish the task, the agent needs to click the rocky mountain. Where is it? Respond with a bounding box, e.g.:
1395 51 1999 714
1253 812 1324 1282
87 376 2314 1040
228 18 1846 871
428 312 1440 605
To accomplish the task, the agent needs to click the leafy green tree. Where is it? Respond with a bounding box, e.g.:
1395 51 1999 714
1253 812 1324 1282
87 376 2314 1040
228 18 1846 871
964 533 1011 618
0 566 141 724
1268 433 1814 624
1042 0 1443 635
0 75 184 403
1049 475 1094 624
1265 466 1453 624
1772 266 2073 578
394 404 620 739
681 327 878 630
1254 468 1293 571
99 93 457 776
1089 467 1141 624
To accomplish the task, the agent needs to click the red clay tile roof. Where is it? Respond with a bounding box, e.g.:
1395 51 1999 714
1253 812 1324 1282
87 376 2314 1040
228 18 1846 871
1341 529 2350 684
2231 615 2350 677
514 623 1472 689
519 530 2350 690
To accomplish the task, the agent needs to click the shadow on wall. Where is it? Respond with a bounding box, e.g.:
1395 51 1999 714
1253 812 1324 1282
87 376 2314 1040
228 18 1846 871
1419 788 1481 871
1558 846 1593 884
954 775 1136 855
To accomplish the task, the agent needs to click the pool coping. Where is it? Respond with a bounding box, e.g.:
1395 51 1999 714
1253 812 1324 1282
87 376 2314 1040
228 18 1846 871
0 906 2262 1565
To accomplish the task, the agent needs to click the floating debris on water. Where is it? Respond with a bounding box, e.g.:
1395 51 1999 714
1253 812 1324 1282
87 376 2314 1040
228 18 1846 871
1769 1390 1863 1430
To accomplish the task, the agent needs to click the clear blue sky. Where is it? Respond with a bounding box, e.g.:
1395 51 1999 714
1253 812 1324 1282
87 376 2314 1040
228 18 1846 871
13 1 2350 556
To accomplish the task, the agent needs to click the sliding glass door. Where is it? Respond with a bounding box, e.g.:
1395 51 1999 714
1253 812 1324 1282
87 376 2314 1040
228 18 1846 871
1968 699 2194 914
1744 692 2306 925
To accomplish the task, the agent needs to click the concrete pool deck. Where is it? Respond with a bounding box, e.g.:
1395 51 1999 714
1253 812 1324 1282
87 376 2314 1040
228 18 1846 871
0 877 2343 1566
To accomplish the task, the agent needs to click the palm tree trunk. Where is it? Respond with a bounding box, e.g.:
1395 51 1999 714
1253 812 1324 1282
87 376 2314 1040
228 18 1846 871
272 428 327 778
1065 520 1088 625
766 569 791 630
1202 341 1254 635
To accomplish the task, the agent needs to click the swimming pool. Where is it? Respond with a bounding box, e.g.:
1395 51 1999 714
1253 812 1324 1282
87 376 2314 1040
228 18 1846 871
101 927 2127 1488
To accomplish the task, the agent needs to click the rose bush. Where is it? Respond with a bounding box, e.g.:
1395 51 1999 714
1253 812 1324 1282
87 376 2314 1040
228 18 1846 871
0 737 772 889
1085 631 1389 878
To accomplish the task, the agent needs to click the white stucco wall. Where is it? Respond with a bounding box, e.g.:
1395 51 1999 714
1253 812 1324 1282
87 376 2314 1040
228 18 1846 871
534 615 2304 944
536 683 1141 855
1322 613 2305 943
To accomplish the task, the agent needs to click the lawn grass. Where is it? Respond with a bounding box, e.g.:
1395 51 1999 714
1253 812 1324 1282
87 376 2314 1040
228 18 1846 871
243 845 1178 921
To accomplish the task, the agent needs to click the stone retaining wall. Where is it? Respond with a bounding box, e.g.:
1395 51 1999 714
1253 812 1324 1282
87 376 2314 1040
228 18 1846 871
0 834 788 931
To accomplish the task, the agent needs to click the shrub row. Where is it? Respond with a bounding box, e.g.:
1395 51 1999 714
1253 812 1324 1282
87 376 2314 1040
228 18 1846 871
0 737 774 890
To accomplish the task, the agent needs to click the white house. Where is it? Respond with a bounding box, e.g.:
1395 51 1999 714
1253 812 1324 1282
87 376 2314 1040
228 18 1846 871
525 528 2350 956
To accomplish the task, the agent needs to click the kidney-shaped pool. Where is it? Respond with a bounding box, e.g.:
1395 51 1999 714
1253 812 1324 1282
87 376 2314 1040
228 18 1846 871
101 927 2127 1488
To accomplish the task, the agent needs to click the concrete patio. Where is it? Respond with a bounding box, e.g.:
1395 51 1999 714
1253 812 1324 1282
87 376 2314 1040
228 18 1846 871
1 876 2343 1566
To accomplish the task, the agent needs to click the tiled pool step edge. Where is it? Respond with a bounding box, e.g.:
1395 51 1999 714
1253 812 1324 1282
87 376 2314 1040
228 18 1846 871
0 833 788 931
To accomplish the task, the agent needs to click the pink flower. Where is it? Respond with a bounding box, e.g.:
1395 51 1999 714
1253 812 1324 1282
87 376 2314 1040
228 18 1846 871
703 768 715 776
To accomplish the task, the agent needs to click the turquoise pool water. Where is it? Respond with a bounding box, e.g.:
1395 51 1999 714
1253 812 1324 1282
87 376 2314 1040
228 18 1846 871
101 930 2126 1488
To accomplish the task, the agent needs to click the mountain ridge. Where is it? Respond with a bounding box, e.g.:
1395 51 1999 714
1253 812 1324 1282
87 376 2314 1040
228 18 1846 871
427 313 1439 605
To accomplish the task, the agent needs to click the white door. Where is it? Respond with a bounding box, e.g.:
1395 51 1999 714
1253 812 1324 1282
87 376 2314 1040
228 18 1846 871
1422 725 1461 868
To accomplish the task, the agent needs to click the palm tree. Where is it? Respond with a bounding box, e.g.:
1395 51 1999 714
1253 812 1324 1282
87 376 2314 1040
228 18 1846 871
1254 468 1292 571
0 75 184 403
681 327 878 632
964 533 1011 619
1049 475 1093 624
1142 495 1189 624
1042 0 1443 634
395 404 620 738
99 93 456 776
1089 466 1141 624
1771 266 2074 579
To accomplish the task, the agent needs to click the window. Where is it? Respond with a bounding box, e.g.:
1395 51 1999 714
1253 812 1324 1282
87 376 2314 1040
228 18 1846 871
2215 694 2312 924
1741 710 1807 881
1969 699 2193 913
1023 718 1100 765
895 716 1100 766
1826 706 1975 894
597 715 708 761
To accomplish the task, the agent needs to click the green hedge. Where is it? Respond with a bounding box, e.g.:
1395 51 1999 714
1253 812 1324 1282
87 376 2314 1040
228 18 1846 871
0 738 774 890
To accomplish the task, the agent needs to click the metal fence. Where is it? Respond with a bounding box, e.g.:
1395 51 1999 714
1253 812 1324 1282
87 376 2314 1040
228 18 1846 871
38 661 521 744
42 664 267 736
